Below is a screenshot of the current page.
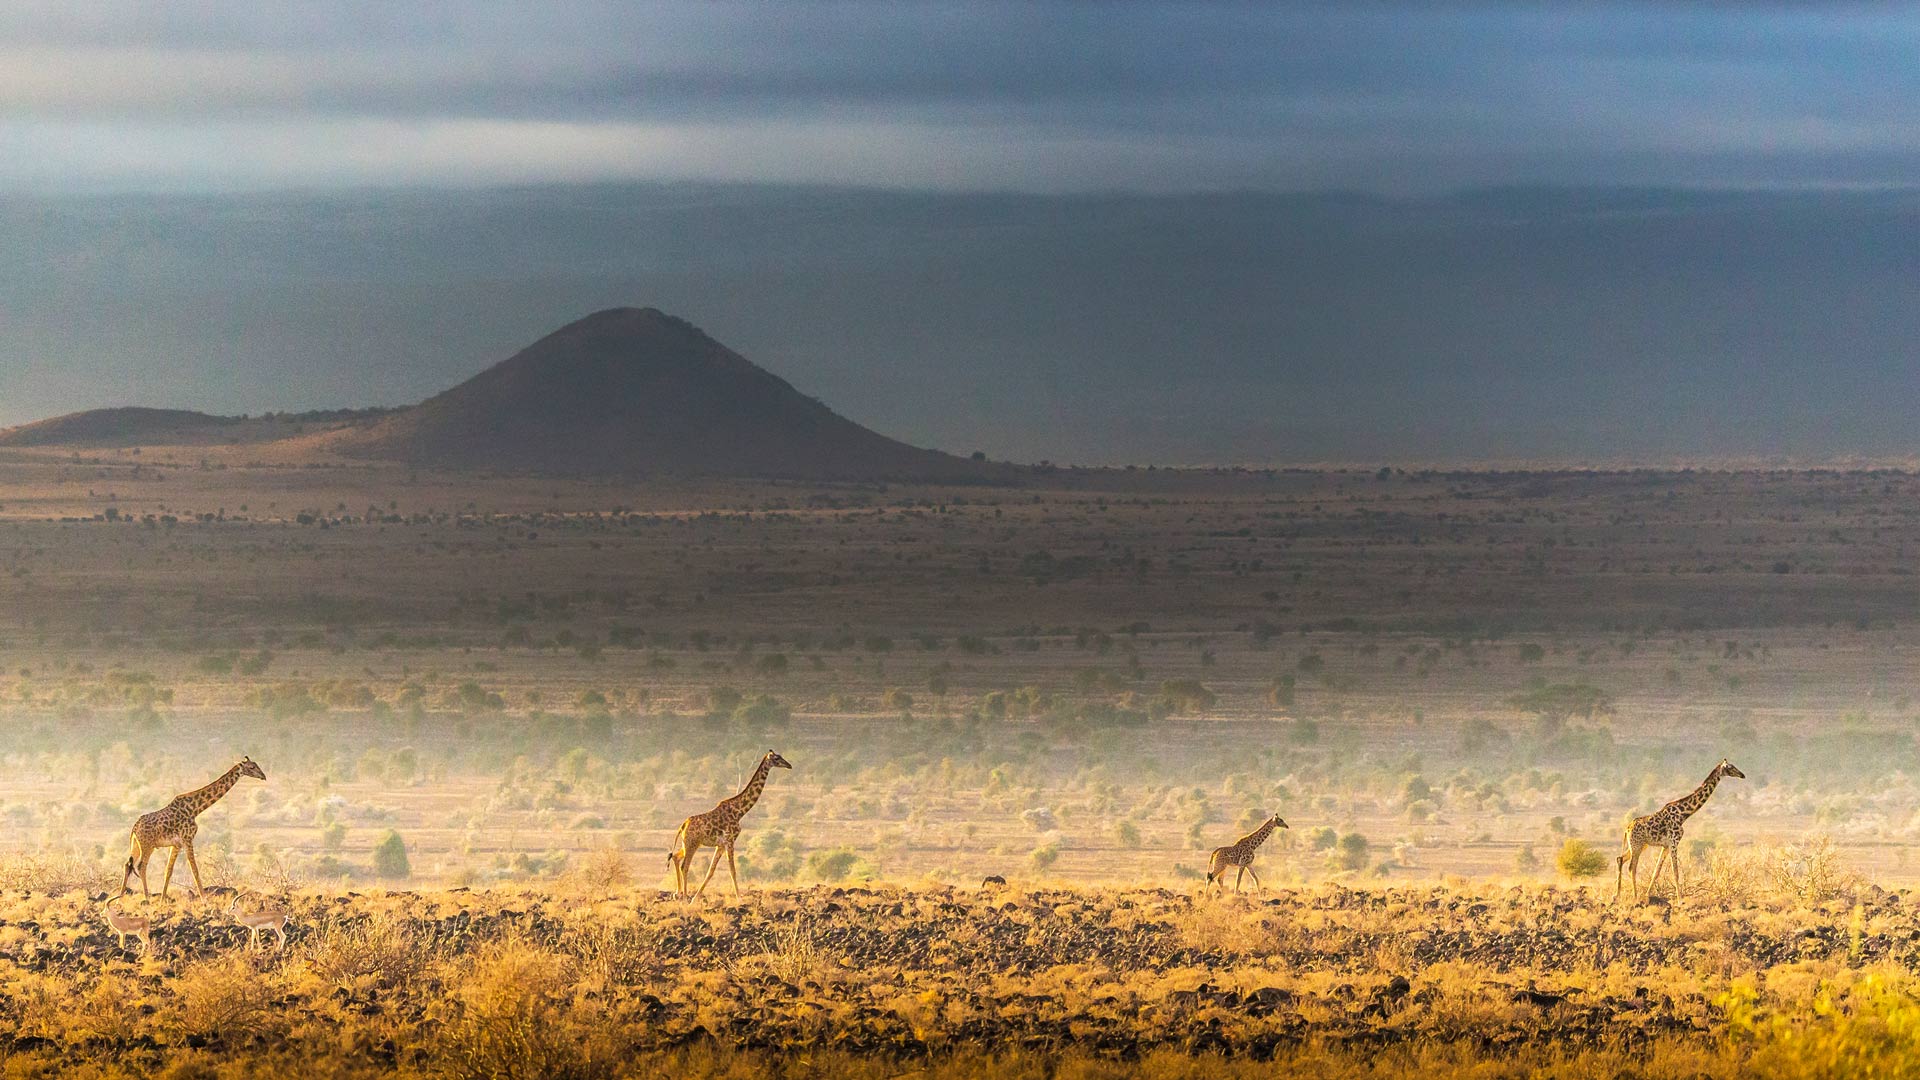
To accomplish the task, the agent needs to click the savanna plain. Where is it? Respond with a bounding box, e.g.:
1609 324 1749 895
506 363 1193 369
1 450 1918 1077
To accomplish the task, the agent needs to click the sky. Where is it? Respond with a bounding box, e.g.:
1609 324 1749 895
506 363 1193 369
2 2 1917 464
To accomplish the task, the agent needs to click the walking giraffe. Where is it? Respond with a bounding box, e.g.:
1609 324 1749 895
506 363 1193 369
1615 758 1744 905
120 757 267 898
1206 814 1288 892
667 749 791 896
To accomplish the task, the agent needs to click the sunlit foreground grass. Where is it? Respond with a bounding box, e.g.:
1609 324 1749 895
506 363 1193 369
2 862 1919 1078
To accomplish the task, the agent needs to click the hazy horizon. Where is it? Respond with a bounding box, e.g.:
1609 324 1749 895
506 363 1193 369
6 181 1919 466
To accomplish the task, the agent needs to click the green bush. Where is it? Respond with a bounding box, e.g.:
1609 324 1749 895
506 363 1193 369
1557 838 1609 879
807 849 860 883
373 830 411 880
1335 833 1370 871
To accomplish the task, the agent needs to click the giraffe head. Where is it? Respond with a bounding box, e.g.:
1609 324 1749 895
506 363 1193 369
237 756 267 781
1269 814 1289 830
1717 758 1745 780
764 750 793 770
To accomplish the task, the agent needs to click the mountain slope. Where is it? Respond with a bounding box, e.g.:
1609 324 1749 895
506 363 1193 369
323 308 985 479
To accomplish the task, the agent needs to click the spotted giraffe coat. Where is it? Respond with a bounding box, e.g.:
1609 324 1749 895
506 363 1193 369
1616 758 1743 902
121 757 266 897
669 749 791 895
1207 815 1288 889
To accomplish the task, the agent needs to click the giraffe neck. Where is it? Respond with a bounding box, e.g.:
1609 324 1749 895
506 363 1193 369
177 765 243 817
1241 820 1277 851
725 758 775 818
1670 769 1723 822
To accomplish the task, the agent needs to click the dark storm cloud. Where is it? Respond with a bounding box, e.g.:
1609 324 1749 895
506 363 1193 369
0 2 1914 192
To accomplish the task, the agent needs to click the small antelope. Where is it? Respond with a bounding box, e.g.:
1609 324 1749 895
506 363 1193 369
227 890 289 952
102 896 153 955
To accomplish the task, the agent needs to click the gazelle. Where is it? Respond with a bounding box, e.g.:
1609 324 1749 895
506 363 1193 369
227 890 289 952
102 896 153 954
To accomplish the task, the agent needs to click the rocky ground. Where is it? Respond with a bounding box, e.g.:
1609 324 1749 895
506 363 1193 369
0 882 1912 1076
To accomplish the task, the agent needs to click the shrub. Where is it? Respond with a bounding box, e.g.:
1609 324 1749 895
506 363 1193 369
1157 679 1217 715
706 686 744 715
1557 839 1609 879
441 939 608 1080
303 918 427 995
1335 833 1370 871
732 694 791 727
175 955 280 1040
573 848 630 896
373 830 411 879
807 849 860 883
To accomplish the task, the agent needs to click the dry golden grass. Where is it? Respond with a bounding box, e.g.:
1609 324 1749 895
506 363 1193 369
0 880 1905 1075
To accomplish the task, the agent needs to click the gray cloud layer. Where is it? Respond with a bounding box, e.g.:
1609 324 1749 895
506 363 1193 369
2 2 1915 193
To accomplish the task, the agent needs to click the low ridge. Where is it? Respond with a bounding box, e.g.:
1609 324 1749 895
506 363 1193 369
0 407 235 448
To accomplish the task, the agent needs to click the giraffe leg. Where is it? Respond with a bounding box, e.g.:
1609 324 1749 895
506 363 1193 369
185 843 205 897
121 838 145 897
1671 847 1684 903
1625 845 1644 905
1247 865 1263 890
696 846 724 897
161 848 180 897
727 843 740 894
1645 848 1668 903
1233 866 1245 893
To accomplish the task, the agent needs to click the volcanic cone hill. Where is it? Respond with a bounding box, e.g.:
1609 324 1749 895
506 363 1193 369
321 308 989 480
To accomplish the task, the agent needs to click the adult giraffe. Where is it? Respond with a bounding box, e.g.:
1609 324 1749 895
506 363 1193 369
121 756 267 898
1615 758 1744 904
1206 814 1288 892
668 749 791 896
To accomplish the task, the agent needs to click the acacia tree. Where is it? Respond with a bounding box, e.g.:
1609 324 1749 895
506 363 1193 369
1508 683 1614 736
